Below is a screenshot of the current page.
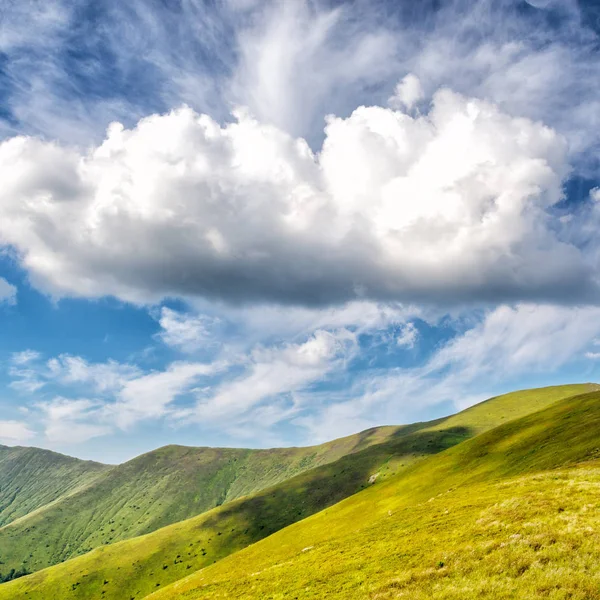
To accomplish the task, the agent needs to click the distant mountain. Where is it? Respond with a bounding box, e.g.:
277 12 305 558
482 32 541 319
0 414 410 577
0 383 590 600
0 445 108 527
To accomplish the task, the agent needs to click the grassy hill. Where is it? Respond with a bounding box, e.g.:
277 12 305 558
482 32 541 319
145 388 600 600
0 415 420 577
0 383 589 600
0 445 108 527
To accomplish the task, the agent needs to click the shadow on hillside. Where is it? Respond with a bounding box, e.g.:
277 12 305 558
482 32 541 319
200 425 473 545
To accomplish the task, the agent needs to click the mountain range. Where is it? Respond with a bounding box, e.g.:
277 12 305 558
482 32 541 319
0 383 598 599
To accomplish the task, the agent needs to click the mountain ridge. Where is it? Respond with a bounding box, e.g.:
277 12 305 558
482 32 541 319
0 383 592 600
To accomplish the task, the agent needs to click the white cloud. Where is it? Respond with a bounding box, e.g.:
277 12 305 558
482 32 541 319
0 277 17 304
396 323 418 348
46 355 142 392
11 350 41 365
229 1 399 141
111 360 227 428
9 368 45 393
9 353 142 395
157 307 218 353
0 420 35 445
39 397 111 445
389 74 423 111
428 304 600 379
299 303 600 441
7 352 225 439
191 329 356 427
1 89 594 308
8 301 600 447
1 0 598 179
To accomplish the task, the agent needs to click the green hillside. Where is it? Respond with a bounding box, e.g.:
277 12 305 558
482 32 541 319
0 384 588 600
0 445 108 527
146 389 600 600
0 417 414 577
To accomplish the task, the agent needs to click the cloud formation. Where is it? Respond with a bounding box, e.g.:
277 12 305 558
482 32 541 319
190 328 356 434
157 307 219 353
0 420 35 445
0 278 16 304
301 303 600 441
1 88 595 307
1 0 600 458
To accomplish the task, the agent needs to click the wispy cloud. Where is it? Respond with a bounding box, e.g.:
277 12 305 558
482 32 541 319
0 277 16 304
156 307 220 353
0 419 35 445
299 303 600 441
10 350 41 365
190 329 357 431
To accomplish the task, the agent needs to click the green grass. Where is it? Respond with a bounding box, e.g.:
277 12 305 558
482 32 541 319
155 464 600 600
0 446 108 527
143 389 600 600
0 419 413 576
0 384 588 599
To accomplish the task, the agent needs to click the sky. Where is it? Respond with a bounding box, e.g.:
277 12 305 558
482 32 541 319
0 0 600 463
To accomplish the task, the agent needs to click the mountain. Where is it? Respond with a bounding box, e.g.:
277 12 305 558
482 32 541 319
0 445 108 527
0 413 418 577
0 383 590 600
146 387 600 600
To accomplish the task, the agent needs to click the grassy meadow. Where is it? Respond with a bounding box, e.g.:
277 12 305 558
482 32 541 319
0 384 593 599
146 389 600 600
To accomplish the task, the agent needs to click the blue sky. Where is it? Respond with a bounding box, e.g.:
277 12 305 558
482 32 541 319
1 0 600 463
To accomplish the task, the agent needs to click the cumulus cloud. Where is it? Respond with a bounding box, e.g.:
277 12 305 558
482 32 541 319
3 0 600 162
0 420 35 445
1 89 595 307
3 0 600 453
389 74 423 111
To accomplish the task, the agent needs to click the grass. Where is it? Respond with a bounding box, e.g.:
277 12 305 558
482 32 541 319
142 389 600 600
0 384 589 599
154 465 600 600
0 445 108 527
0 419 412 575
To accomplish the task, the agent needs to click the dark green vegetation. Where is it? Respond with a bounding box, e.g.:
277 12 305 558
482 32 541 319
0 384 591 600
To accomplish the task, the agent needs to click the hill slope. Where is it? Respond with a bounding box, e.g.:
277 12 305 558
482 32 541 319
0 417 420 577
0 383 589 600
0 446 108 527
146 389 600 600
